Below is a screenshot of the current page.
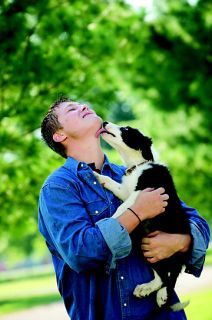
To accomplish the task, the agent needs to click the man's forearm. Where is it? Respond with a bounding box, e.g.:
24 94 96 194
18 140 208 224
117 208 140 234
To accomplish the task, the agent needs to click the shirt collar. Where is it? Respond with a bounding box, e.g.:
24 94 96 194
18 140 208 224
64 154 117 175
64 157 79 175
101 154 117 174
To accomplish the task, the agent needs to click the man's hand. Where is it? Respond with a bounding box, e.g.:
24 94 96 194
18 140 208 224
141 231 192 263
131 188 169 221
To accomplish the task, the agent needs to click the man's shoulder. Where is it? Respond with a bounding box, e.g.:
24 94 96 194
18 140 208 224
42 164 76 189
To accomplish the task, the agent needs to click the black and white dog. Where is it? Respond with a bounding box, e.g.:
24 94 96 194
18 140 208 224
95 121 190 310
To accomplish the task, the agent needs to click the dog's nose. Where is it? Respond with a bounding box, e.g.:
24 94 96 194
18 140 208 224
103 121 108 128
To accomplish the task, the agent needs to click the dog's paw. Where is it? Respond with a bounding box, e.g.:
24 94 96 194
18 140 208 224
156 287 168 307
92 171 100 178
93 171 107 186
133 283 154 298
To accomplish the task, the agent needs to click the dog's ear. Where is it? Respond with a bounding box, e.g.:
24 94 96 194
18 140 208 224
140 136 154 161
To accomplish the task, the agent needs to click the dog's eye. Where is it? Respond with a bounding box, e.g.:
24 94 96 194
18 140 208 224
122 127 128 131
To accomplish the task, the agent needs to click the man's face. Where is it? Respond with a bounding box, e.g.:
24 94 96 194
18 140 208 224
55 101 102 140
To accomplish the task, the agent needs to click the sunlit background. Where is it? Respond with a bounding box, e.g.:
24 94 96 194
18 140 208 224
0 0 211 319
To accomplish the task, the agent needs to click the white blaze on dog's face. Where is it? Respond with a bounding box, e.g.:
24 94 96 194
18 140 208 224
100 122 154 167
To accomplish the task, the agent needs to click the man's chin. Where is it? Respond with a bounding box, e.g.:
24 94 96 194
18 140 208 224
95 120 104 138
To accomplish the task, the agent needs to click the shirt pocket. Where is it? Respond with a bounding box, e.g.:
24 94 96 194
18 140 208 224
86 199 109 218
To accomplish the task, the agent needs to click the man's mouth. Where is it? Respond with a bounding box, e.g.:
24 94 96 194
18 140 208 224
83 112 94 118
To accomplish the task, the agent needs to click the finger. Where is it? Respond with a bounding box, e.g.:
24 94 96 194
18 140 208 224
147 257 158 263
141 238 150 245
141 244 149 250
142 187 155 192
156 187 165 194
162 193 169 200
143 251 153 258
163 201 168 207
147 231 160 237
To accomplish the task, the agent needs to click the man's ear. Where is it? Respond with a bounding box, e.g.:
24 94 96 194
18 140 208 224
53 131 67 143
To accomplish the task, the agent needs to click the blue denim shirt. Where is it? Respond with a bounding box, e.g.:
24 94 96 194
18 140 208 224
38 156 210 320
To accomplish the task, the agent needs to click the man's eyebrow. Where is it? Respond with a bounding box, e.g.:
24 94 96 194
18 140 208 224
65 102 78 110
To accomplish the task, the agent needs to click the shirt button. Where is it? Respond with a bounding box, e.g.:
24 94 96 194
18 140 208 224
93 181 97 184
121 276 124 280
95 210 99 214
123 303 127 307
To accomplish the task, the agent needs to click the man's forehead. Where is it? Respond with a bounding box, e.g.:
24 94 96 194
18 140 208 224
60 101 79 108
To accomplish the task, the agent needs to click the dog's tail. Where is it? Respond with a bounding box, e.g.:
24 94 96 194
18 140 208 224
170 300 190 312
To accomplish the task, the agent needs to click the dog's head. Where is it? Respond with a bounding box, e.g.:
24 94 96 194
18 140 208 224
100 121 154 167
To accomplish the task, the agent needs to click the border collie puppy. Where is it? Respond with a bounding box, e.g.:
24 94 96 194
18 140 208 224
95 121 190 311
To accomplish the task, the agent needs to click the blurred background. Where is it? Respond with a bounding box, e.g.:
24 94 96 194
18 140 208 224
0 0 211 319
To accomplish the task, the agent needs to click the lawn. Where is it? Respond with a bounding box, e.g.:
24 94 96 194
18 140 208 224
183 289 212 320
0 266 61 316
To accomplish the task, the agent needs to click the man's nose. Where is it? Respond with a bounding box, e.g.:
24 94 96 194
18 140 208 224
80 104 88 112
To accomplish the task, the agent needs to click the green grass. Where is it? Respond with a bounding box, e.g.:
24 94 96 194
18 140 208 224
182 289 212 320
0 293 61 315
0 270 61 315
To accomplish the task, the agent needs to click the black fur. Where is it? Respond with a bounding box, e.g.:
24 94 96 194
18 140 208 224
120 127 154 161
121 126 191 307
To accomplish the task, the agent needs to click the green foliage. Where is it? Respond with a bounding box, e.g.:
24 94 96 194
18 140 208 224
0 0 211 263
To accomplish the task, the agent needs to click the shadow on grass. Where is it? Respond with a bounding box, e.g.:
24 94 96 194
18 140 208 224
0 293 61 315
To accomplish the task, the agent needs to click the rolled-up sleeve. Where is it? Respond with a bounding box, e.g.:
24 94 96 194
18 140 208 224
185 221 209 277
96 218 132 269
182 202 210 277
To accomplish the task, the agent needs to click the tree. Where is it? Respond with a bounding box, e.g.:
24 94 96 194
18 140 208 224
114 0 212 222
0 0 211 263
0 0 140 259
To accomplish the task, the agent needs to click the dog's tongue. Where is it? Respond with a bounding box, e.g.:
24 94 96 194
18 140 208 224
95 127 108 138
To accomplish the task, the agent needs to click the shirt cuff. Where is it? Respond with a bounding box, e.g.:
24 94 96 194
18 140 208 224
185 221 207 277
96 218 132 269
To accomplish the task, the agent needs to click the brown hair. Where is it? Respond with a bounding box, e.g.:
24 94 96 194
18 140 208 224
41 96 73 158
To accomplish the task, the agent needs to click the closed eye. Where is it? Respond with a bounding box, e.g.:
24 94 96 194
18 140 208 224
67 108 76 112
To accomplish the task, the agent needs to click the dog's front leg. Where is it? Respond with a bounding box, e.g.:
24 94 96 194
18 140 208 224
93 172 129 201
112 191 140 218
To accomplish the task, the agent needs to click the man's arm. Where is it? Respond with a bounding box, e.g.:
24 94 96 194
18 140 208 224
39 177 169 273
39 182 132 273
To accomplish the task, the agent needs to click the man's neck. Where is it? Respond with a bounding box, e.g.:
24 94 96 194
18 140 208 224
67 139 105 170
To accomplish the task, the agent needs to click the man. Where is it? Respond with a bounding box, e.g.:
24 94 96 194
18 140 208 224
38 97 210 320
